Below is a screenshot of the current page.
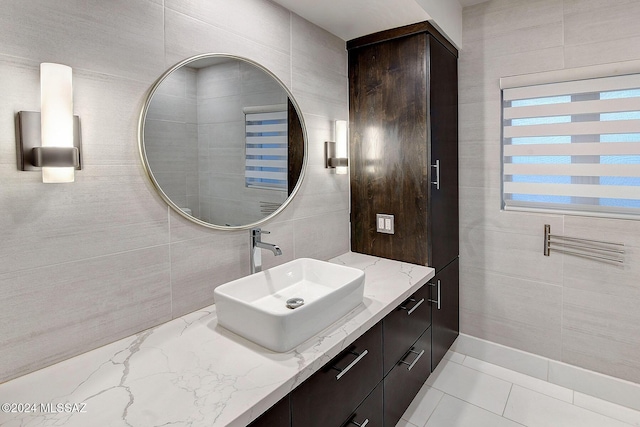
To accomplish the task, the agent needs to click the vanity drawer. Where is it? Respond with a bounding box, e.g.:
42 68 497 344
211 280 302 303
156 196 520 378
340 382 383 427
383 284 431 374
291 321 383 427
247 395 290 427
383 326 432 427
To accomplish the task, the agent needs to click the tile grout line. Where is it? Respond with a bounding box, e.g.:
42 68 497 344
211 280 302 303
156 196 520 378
502 383 514 417
420 389 446 427
461 354 640 424
448 353 578 405
456 334 640 411
426 389 529 427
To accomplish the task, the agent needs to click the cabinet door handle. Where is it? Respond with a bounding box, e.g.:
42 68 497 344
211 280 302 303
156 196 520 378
400 297 425 315
399 349 425 371
428 279 441 310
332 349 369 380
350 418 369 427
431 159 440 190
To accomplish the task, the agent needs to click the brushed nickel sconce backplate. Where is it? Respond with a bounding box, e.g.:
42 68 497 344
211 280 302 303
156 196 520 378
324 140 348 169
16 111 82 171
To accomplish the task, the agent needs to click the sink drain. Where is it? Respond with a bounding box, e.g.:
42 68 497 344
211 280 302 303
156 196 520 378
286 297 305 309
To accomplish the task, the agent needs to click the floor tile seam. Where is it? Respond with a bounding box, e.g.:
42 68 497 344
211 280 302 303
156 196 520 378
507 384 638 427
455 336 640 417
458 356 576 403
420 389 446 427
444 353 467 366
502 383 514 417
465 357 640 424
572 392 640 427
398 419 420 427
457 335 640 402
427 381 508 416
434 390 529 426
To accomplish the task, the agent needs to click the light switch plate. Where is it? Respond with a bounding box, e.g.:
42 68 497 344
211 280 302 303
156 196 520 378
376 214 394 234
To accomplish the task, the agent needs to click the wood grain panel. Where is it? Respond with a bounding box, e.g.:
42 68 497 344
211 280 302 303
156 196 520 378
349 33 429 265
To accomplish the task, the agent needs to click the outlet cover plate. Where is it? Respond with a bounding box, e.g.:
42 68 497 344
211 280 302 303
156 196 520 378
376 213 394 234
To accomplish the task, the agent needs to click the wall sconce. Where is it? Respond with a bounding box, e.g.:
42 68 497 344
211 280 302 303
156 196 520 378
325 120 349 175
16 63 82 183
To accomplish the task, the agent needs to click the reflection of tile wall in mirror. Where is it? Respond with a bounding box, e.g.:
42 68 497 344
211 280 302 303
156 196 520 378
145 67 199 211
195 60 288 226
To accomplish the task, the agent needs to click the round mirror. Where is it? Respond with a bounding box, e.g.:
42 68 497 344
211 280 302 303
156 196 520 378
139 54 307 230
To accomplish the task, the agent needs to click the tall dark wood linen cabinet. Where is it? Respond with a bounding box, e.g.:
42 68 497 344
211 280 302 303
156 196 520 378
348 22 459 373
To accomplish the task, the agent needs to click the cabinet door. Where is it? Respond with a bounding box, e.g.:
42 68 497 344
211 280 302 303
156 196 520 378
383 327 432 427
430 258 459 370
349 32 430 266
291 322 383 427
248 395 290 427
383 284 431 375
428 35 459 272
341 382 383 427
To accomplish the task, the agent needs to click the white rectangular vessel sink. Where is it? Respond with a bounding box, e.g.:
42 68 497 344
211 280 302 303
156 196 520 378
214 258 365 352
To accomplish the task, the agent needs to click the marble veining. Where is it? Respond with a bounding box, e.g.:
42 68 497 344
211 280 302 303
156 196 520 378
0 252 434 427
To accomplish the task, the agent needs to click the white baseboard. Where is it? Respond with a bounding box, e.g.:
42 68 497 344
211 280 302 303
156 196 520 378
450 333 640 412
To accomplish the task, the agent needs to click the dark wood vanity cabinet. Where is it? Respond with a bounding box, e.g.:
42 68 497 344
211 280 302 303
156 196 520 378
291 322 383 427
252 22 460 427
247 395 290 427
382 285 433 427
348 19 460 388
250 279 440 427
347 22 459 272
341 382 384 427
383 284 431 376
384 327 432 427
430 258 460 370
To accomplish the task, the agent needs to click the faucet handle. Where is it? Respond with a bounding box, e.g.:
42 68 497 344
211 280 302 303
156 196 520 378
251 228 270 238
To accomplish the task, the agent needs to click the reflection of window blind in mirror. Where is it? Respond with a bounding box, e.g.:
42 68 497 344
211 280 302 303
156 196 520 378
244 104 288 191
501 73 640 218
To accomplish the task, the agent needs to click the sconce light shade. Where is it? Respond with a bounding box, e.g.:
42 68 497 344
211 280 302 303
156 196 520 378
325 120 349 175
16 63 82 183
41 63 74 183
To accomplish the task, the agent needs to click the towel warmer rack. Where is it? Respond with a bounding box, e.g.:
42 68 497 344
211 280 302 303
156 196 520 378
260 201 280 215
544 224 625 264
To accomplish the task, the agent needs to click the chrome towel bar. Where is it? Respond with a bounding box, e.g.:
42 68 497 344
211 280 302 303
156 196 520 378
544 224 625 264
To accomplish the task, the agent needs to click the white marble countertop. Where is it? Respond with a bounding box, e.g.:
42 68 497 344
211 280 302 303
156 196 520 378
0 252 434 427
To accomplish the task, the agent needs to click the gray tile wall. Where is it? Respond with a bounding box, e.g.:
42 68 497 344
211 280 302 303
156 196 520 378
0 0 348 382
460 0 640 384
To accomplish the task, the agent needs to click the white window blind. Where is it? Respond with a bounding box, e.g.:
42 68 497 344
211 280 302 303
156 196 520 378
244 105 288 191
502 73 640 218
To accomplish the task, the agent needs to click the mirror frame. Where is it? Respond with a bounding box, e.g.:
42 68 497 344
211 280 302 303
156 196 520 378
138 53 308 230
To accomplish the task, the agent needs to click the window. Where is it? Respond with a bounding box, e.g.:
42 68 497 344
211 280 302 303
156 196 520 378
501 72 640 218
244 105 288 191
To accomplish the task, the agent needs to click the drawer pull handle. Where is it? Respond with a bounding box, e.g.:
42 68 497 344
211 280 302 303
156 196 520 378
431 159 440 190
350 418 369 427
399 349 425 371
428 279 441 310
333 349 369 380
400 297 425 315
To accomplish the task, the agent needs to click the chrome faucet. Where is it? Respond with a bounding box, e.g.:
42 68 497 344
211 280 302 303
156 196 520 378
250 228 282 274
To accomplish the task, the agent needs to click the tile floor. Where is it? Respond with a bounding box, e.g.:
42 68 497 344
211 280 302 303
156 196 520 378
397 351 640 427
